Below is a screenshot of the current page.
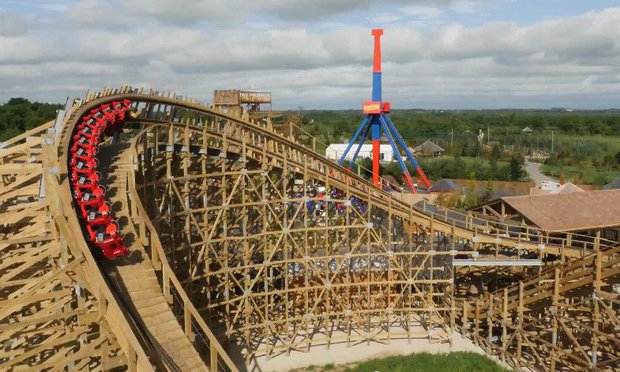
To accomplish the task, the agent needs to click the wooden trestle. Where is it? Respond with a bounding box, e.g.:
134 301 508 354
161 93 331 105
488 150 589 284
1 86 618 371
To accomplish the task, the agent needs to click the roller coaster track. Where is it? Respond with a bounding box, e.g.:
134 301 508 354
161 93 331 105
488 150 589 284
457 246 620 370
1 86 618 371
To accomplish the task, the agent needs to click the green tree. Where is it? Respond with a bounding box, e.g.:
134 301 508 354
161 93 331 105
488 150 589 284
509 157 524 181
483 180 494 202
464 171 479 209
491 144 501 159
0 98 62 141
358 157 373 179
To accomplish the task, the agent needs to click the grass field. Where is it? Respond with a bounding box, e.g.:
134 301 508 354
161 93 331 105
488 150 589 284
540 164 620 185
348 352 508 372
299 352 508 372
555 134 620 149
423 155 510 168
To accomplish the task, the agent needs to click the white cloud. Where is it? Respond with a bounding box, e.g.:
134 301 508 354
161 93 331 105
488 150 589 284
0 12 28 36
0 36 45 62
450 0 488 13
36 0 74 13
1 2 620 109
401 5 443 19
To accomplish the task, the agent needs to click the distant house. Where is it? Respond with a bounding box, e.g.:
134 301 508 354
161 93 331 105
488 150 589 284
414 140 444 157
429 179 462 193
522 126 533 135
603 176 620 190
325 143 395 162
530 181 584 196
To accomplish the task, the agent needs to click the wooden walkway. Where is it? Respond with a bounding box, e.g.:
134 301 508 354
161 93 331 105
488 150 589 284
98 143 208 372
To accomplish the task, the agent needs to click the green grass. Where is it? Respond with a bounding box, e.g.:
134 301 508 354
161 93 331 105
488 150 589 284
540 164 620 185
424 155 509 168
347 352 508 372
555 134 620 148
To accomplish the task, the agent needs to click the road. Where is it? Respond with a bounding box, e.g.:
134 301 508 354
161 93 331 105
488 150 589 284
524 159 557 187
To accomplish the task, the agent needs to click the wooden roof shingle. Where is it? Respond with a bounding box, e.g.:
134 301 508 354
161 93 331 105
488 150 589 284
500 189 620 232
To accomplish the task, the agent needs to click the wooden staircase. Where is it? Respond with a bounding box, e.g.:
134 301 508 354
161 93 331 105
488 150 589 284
97 142 208 371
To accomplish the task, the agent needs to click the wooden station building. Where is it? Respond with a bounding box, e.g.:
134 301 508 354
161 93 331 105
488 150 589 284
470 189 620 242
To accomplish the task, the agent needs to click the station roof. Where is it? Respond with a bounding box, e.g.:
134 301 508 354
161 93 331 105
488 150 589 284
414 140 444 154
603 176 620 190
429 178 461 193
479 189 620 232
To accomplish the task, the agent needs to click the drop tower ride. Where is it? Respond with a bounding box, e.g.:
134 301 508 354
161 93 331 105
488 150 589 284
337 29 431 193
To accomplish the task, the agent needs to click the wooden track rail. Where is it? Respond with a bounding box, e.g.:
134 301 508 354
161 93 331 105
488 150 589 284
1 85 618 371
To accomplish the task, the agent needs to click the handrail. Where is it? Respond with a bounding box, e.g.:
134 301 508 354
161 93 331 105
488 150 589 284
416 200 617 252
126 135 238 372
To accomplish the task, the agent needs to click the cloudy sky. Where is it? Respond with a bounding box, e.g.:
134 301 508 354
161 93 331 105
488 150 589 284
1 0 620 109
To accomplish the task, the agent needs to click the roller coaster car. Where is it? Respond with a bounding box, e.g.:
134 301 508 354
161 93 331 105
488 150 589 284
71 142 98 157
75 134 98 146
74 184 106 206
78 199 108 220
101 109 118 125
89 109 116 129
71 173 100 192
113 108 128 122
94 115 114 129
109 99 131 109
86 220 118 243
72 130 100 145
68 101 132 260
70 154 98 170
77 122 97 134
97 237 128 259
71 170 101 185
85 203 112 225
112 100 131 116
77 118 105 134
90 108 103 119
105 106 129 132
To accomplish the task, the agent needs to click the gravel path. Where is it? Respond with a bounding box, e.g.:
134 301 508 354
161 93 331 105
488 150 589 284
524 159 557 187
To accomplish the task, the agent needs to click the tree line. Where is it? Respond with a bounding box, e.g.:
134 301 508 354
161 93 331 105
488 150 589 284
0 98 62 141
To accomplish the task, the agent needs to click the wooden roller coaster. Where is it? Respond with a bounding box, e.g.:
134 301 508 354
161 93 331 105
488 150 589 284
1 86 618 371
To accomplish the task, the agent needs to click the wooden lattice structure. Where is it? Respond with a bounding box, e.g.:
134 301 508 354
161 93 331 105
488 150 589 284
1 86 618 371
